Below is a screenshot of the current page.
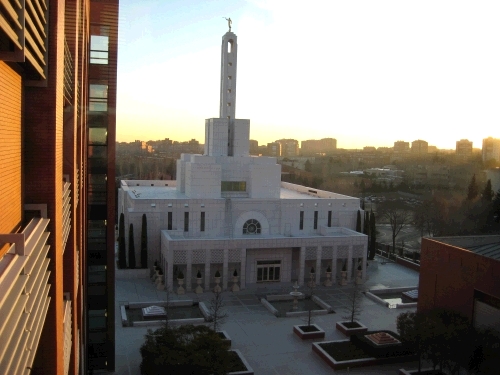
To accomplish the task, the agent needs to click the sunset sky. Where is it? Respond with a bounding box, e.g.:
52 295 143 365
116 0 500 149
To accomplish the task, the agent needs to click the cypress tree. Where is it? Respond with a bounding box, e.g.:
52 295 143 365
467 174 479 201
128 223 136 269
356 210 361 232
363 211 370 235
118 213 127 268
482 179 494 202
141 214 148 268
369 211 376 259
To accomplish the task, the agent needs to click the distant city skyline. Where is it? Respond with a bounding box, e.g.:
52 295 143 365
117 0 500 150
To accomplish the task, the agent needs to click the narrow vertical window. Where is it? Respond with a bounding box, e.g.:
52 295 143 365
299 211 304 230
200 212 205 232
314 211 318 229
184 212 189 232
168 212 172 230
328 211 332 227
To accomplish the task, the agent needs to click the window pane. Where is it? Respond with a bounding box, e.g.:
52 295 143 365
90 84 108 99
275 267 280 280
269 267 274 280
257 268 262 281
263 267 268 280
89 100 108 112
89 146 107 159
89 128 107 145
90 36 109 52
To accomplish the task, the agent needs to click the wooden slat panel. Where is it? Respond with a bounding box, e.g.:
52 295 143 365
25 10 45 51
31 0 46 23
26 0 44 37
25 30 44 61
0 62 22 243
0 14 22 49
24 48 45 78
0 0 22 28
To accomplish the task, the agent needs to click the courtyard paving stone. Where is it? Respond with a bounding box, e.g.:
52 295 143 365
112 255 420 374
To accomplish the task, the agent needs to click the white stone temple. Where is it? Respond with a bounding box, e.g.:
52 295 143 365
118 29 367 292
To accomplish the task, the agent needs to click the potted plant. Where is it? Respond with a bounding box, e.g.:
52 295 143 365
231 269 239 292
214 270 221 292
308 266 315 288
339 261 347 286
356 261 363 284
195 269 203 294
324 265 332 286
156 268 165 291
177 270 185 295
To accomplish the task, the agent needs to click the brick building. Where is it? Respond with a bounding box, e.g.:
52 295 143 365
0 0 118 373
418 236 500 331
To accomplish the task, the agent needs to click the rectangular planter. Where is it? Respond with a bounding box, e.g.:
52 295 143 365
313 340 417 371
312 340 377 370
293 324 325 340
217 330 231 348
336 321 368 336
228 349 254 375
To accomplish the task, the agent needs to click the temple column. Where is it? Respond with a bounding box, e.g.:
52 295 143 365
315 246 322 285
186 249 192 292
347 245 353 283
205 249 211 290
240 248 246 289
298 246 306 286
223 248 229 291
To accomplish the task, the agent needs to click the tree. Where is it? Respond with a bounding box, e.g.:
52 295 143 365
128 223 136 269
304 159 312 172
303 275 316 327
363 211 370 236
368 211 376 259
356 210 361 232
118 213 127 268
208 289 228 332
342 284 363 323
466 174 479 201
396 311 436 374
141 214 148 268
377 200 413 258
139 324 230 375
482 179 494 202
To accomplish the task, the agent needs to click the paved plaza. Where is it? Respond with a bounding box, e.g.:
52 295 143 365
112 257 420 374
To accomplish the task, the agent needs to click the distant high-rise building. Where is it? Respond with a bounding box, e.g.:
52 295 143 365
482 137 500 162
456 139 473 158
411 139 429 155
301 138 337 155
393 141 410 154
363 146 376 152
276 139 299 157
0 1 118 373
267 142 282 157
249 139 259 155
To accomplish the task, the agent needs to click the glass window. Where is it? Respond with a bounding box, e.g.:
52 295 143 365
167 212 172 230
89 128 107 145
300 211 304 230
90 84 108 98
221 181 246 192
184 212 189 232
243 219 261 234
90 36 109 64
200 212 205 232
314 211 318 229
328 211 332 227
89 99 108 112
89 146 107 159
89 265 106 284
89 310 107 330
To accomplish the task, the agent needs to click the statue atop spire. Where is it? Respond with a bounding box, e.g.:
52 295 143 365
223 17 232 32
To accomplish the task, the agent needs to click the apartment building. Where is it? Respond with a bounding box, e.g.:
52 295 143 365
482 137 500 163
0 0 118 373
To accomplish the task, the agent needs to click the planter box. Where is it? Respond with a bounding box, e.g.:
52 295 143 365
217 330 231 348
336 321 368 336
228 349 254 375
313 340 417 371
293 324 325 340
312 340 377 370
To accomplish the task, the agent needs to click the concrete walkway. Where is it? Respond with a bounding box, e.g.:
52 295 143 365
112 257 420 374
